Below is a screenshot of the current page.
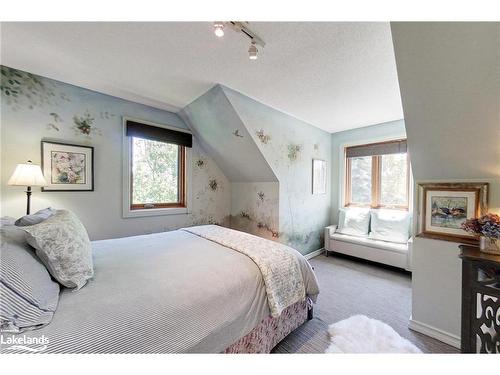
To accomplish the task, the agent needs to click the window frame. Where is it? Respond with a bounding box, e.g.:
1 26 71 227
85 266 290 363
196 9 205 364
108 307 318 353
129 140 187 210
344 140 410 210
122 117 192 218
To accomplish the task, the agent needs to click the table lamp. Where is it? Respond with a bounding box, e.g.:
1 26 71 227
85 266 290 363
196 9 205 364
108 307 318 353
8 160 48 215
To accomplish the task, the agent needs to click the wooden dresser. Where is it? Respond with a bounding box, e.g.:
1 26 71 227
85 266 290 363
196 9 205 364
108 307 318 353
459 245 500 353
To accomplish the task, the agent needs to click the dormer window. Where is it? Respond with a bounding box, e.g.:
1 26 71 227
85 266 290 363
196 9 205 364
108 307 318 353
122 118 192 218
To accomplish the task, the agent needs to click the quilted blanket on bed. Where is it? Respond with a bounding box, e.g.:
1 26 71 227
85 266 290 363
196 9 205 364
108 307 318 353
181 225 306 317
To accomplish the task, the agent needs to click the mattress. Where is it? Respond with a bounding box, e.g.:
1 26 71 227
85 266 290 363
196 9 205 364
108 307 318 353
0 229 319 353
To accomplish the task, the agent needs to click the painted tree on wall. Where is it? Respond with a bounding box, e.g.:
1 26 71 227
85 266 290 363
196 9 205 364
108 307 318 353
0 66 70 110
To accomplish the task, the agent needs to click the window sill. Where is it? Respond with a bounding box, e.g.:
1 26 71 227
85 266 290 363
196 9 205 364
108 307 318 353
345 204 409 211
123 206 189 218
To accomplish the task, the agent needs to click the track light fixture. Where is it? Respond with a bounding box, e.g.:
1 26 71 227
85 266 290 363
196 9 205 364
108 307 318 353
213 22 225 37
212 21 265 61
248 41 258 60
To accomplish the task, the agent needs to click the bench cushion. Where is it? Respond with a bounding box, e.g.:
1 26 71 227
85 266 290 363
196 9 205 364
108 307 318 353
330 232 408 254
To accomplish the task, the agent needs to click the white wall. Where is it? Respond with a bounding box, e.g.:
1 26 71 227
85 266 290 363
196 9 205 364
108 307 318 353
392 22 500 180
391 22 500 346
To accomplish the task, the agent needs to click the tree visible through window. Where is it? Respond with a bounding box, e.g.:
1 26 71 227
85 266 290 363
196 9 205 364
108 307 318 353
131 137 185 209
345 140 409 209
380 153 408 206
349 156 372 205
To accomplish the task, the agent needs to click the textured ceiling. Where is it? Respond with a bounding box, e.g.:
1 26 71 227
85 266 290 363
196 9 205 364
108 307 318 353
1 22 403 133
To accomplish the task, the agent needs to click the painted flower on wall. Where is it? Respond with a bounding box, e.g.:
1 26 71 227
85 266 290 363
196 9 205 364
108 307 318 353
195 159 206 169
257 191 265 202
287 144 302 162
256 129 271 144
207 216 221 225
233 129 244 138
73 110 101 137
100 111 116 120
208 178 219 191
257 222 280 238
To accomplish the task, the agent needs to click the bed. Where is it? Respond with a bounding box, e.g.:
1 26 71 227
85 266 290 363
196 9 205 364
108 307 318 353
1 225 319 353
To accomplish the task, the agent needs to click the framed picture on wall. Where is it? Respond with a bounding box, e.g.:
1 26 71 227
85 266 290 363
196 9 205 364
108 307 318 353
312 159 327 195
417 182 488 244
41 141 94 191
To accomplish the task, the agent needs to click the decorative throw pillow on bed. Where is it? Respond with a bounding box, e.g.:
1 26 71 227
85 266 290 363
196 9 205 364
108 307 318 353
337 207 371 237
369 209 411 244
0 223 60 332
15 207 57 226
23 210 94 290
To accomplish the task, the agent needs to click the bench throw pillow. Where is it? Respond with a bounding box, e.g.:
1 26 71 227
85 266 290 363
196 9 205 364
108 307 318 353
23 210 93 290
369 209 410 244
337 207 371 237
15 207 57 227
0 222 60 332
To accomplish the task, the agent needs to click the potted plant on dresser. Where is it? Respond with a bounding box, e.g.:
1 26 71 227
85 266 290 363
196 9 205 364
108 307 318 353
462 213 500 255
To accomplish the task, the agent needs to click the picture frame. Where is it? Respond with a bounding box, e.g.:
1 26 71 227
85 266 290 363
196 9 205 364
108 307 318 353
417 182 489 244
41 141 94 191
312 159 327 195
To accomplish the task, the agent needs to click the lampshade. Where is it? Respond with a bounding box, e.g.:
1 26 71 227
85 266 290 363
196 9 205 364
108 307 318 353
8 161 47 186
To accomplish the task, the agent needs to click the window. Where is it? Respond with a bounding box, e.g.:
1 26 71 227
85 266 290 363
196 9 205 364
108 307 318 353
345 139 409 209
131 137 185 209
123 119 192 217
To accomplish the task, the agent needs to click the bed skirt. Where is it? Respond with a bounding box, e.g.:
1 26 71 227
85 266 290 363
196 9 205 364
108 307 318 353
223 299 310 354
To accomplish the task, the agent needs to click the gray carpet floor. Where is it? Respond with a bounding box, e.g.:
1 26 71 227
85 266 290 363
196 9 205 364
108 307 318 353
272 253 460 353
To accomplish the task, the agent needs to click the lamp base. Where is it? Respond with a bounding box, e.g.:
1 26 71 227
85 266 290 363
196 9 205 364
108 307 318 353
25 186 32 215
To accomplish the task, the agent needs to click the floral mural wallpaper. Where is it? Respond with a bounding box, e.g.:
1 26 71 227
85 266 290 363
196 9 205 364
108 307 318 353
1 66 230 240
191 152 231 228
181 85 332 255
230 182 280 241
2 66 331 254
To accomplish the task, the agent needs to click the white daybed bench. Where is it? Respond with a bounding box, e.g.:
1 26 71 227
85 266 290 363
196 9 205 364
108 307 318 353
324 208 412 271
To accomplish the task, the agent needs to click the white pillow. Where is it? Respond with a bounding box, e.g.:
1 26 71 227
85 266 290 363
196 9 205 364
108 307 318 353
369 209 410 244
337 207 371 237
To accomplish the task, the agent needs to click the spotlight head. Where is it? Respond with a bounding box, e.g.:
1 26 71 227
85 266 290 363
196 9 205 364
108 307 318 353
214 22 225 38
248 41 258 60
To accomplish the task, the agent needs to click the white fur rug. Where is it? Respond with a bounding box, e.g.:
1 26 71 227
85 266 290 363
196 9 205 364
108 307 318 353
325 315 422 353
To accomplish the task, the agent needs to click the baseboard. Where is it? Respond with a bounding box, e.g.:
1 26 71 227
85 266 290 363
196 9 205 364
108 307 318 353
305 248 325 260
408 317 461 349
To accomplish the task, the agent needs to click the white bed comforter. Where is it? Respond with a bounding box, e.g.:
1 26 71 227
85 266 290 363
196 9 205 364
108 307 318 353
182 225 314 317
1 226 319 353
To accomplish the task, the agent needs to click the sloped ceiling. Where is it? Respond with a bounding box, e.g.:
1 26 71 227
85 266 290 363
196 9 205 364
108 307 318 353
391 22 500 180
1 22 403 133
180 85 277 182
